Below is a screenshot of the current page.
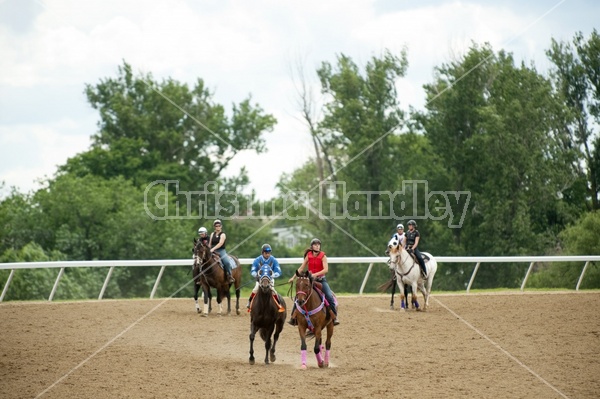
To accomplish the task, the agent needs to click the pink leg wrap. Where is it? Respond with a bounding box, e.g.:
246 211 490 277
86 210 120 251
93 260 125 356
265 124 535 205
316 352 323 364
325 350 330 363
301 350 307 365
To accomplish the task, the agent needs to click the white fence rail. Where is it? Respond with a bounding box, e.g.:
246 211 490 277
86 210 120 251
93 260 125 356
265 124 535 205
1 256 598 302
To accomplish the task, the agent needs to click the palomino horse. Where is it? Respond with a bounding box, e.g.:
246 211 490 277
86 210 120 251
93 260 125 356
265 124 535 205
386 236 437 311
249 264 287 365
193 239 241 316
294 270 334 369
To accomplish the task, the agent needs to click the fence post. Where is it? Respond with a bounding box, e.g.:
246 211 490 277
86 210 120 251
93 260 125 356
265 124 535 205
576 261 591 291
359 263 374 295
466 262 481 293
150 265 166 299
48 267 65 301
0 269 15 303
521 262 535 292
98 266 115 300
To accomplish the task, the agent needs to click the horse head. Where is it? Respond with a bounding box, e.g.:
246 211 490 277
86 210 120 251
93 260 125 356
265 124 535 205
194 240 212 267
258 264 274 293
387 236 402 264
295 270 313 307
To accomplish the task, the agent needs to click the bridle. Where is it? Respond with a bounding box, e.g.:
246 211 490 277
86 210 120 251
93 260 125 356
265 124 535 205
295 276 313 306
389 243 417 278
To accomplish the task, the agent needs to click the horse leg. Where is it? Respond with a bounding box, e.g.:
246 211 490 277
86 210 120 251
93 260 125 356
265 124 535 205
396 277 406 311
412 282 421 311
193 284 201 313
216 292 223 316
249 323 256 365
235 286 241 316
226 291 232 316
390 278 396 310
271 317 284 363
324 321 333 367
201 286 210 317
314 329 325 368
300 332 308 369
264 326 275 365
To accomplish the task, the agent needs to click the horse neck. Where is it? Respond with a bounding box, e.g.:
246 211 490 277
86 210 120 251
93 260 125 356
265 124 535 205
396 249 415 271
297 282 321 309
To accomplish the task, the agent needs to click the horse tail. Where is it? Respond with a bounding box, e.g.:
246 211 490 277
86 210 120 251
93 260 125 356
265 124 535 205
378 279 395 292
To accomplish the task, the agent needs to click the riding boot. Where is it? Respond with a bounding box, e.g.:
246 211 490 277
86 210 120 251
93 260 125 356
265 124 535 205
287 308 297 326
330 305 340 326
226 271 235 284
246 292 256 310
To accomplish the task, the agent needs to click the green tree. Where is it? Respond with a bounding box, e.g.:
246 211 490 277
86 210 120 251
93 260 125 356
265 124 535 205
547 29 600 211
61 61 277 191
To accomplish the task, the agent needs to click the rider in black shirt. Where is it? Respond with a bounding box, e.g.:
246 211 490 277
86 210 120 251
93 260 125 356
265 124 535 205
404 220 427 278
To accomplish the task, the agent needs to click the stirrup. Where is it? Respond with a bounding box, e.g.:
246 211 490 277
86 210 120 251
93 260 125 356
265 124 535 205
333 319 340 326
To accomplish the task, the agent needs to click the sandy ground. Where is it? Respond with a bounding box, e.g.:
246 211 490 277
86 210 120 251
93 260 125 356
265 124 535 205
1 292 599 399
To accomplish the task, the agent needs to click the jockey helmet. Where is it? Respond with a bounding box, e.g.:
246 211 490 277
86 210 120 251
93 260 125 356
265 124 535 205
213 219 222 226
197 227 208 235
261 243 272 253
310 238 321 246
407 220 417 227
396 223 404 230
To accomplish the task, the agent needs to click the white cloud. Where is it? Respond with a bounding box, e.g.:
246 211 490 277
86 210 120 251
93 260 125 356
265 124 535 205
0 0 596 200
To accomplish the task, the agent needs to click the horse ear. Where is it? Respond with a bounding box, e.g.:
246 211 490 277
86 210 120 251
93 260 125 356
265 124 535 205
295 270 300 277
194 237 198 244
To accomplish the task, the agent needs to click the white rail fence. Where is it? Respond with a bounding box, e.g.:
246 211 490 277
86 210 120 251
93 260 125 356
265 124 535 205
1 256 598 302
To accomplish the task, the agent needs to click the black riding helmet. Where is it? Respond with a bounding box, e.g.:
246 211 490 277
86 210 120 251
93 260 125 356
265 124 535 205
407 220 417 227
310 238 321 246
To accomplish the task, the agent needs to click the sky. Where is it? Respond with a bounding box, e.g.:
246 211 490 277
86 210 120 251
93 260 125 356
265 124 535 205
0 0 598 201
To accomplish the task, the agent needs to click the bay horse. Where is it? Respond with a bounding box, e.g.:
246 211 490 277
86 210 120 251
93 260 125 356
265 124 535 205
293 270 334 369
249 264 287 365
387 236 437 311
193 238 241 316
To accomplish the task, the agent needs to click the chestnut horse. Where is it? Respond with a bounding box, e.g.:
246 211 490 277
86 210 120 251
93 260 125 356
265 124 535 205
193 239 241 316
293 270 334 369
249 264 287 365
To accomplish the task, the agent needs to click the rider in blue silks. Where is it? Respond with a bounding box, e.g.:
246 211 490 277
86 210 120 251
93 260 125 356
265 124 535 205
247 244 285 312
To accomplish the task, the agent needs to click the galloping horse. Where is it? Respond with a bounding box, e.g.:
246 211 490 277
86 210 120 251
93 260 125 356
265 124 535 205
249 264 287 365
387 236 437 311
193 238 242 316
293 270 334 369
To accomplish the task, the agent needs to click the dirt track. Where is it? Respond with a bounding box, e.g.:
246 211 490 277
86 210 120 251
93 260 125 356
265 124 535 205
1 292 599 399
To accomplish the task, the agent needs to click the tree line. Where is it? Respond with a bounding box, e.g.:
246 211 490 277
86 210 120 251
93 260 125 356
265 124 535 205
1 31 599 301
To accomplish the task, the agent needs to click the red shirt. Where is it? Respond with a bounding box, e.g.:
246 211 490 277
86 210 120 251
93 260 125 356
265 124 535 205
307 251 325 274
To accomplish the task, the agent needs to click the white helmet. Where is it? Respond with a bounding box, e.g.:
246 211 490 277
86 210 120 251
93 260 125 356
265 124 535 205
198 227 208 235
396 223 404 230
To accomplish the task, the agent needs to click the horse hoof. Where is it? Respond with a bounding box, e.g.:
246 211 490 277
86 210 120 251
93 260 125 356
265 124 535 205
196 308 200 314
301 364 307 370
324 362 329 368
201 313 208 318
318 362 324 368
249 359 255 365
270 354 276 362
236 309 241 316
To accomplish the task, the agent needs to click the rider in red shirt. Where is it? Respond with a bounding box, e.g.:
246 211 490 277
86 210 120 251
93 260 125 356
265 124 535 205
288 238 339 326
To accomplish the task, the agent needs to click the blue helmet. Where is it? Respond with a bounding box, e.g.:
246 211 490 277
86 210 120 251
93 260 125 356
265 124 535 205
262 243 272 253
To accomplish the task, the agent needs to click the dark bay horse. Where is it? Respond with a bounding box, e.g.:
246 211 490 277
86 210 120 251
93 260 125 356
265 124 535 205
294 270 334 369
193 239 241 316
249 264 287 365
